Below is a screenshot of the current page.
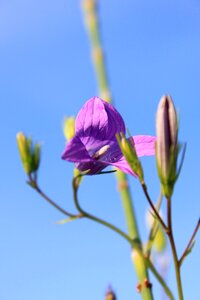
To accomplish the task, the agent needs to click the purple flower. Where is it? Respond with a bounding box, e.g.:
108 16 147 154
62 97 155 176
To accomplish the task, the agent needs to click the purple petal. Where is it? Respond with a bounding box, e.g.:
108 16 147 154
75 161 107 175
61 136 107 174
75 97 126 153
108 157 137 176
99 135 156 176
61 136 92 162
97 141 134 175
131 135 156 156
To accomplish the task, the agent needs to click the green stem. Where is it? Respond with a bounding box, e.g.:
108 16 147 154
72 178 136 246
116 173 140 238
73 181 173 300
167 198 184 300
82 0 111 102
147 259 175 300
116 173 153 300
145 190 163 257
28 177 76 218
141 182 168 232
82 1 153 298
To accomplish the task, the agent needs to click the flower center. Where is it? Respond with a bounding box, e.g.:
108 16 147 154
92 145 110 160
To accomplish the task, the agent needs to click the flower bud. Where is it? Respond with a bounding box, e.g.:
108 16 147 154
63 116 75 141
16 132 32 174
117 134 144 181
16 132 41 176
156 95 178 197
32 142 41 172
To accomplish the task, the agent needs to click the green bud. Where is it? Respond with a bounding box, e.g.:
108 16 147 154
16 132 41 176
156 95 178 197
32 143 41 172
117 133 144 181
16 132 32 174
63 116 75 141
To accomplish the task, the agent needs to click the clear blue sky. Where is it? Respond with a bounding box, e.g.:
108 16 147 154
1 0 200 299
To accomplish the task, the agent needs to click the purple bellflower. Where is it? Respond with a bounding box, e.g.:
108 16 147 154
62 97 156 176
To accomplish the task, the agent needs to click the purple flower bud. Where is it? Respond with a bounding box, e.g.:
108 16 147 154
156 95 178 196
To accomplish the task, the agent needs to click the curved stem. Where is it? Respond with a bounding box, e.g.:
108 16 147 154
72 178 135 247
167 198 184 300
147 259 175 300
28 177 76 218
141 182 168 232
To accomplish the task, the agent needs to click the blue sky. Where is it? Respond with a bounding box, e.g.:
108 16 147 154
1 0 200 299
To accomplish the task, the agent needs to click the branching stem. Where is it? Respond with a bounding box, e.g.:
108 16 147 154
179 218 200 267
28 176 77 218
141 182 168 232
72 178 137 247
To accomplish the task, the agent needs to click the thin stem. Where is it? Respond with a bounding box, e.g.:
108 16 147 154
166 198 184 300
72 178 136 247
28 177 76 218
145 190 163 257
179 218 200 267
141 182 168 232
147 259 175 300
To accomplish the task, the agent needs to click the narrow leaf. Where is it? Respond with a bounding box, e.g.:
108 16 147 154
180 240 195 266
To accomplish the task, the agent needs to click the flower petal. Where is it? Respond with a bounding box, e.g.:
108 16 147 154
75 97 126 153
99 135 156 176
98 140 136 176
75 161 107 175
109 157 137 176
132 135 156 156
61 136 107 174
61 136 92 162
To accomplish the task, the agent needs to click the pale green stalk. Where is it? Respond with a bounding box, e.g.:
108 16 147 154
82 1 153 298
82 0 111 102
166 197 184 300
